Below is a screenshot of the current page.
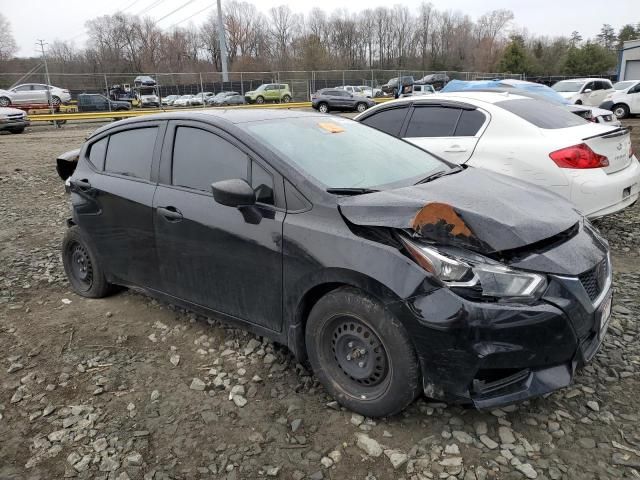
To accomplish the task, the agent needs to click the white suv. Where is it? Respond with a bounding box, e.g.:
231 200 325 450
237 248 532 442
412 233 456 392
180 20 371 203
552 78 614 106
600 80 640 119
0 83 71 106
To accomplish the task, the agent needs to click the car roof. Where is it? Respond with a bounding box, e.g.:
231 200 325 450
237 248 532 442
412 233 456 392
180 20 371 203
555 78 611 82
373 91 531 107
92 109 327 137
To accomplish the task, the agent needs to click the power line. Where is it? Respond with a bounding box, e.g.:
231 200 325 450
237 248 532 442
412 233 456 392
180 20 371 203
135 0 165 16
118 0 143 11
155 0 197 24
169 2 215 29
36 40 55 115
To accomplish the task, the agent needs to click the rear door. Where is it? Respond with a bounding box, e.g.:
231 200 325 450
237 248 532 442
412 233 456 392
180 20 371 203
70 121 164 289
402 104 487 163
153 120 285 331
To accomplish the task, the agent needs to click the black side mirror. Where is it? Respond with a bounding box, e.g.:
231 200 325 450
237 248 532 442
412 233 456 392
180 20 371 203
211 178 255 207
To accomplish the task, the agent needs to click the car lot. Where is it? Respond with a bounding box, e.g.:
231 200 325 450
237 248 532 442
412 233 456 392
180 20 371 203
0 117 639 479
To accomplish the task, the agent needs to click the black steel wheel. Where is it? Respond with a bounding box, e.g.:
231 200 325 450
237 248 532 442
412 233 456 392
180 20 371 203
68 242 94 292
306 287 421 417
62 226 116 298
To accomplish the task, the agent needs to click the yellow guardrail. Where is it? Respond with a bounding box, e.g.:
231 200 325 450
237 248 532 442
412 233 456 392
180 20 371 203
27 97 393 122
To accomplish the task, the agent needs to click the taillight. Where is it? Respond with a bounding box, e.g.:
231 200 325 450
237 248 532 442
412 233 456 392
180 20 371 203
549 143 609 169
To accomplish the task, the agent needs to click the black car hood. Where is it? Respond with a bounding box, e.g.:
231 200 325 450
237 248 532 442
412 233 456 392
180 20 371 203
338 168 580 255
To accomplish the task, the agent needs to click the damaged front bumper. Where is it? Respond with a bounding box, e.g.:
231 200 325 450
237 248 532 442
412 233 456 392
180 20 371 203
388 268 612 409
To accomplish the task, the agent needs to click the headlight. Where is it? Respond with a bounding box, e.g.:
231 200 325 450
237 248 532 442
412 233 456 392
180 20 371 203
400 236 546 300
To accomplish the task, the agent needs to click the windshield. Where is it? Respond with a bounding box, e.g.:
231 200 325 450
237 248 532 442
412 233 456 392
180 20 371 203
552 80 585 93
613 81 636 91
244 117 446 190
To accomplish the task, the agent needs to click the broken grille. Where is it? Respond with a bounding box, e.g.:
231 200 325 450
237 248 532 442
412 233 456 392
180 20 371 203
578 258 608 302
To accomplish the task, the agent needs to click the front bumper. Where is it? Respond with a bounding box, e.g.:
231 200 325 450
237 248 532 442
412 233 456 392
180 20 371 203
387 261 612 409
0 119 30 131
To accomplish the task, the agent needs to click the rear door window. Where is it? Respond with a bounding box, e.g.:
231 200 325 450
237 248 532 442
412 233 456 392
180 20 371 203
171 126 249 191
405 106 461 137
104 127 158 180
496 99 586 129
360 106 409 137
454 110 486 136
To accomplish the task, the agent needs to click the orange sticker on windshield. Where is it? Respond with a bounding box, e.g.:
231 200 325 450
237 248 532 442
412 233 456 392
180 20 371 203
318 122 345 133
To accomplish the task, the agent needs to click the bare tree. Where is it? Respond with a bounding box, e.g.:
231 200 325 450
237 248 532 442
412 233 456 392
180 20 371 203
0 14 18 60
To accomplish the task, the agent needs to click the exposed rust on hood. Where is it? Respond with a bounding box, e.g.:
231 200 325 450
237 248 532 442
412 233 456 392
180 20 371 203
411 202 474 238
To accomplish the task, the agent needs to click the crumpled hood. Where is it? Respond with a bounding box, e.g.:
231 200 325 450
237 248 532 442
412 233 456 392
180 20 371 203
338 168 581 254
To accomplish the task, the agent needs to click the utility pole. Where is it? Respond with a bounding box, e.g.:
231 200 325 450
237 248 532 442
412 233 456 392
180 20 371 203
216 0 229 83
36 40 55 116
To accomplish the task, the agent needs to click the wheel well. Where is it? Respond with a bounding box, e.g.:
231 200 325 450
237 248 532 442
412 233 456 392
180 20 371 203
289 282 348 360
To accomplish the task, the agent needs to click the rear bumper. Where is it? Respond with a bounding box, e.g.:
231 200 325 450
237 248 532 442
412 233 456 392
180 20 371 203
571 157 640 218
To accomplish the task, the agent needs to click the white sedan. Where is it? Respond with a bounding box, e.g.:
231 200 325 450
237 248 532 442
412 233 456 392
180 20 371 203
173 95 194 107
0 83 71 106
355 92 639 218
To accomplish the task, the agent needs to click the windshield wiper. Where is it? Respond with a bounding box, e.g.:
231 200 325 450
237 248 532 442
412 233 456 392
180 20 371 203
326 187 380 195
414 165 464 185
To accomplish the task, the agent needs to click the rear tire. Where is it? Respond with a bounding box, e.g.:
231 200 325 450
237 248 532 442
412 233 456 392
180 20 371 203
62 226 115 298
305 287 421 417
612 103 630 119
318 102 329 113
0 96 10 107
9 127 25 134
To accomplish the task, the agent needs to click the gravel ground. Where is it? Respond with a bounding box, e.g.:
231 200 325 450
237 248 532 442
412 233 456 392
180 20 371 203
1 118 640 480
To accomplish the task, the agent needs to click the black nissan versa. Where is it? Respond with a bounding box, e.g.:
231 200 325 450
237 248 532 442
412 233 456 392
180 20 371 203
56 110 613 417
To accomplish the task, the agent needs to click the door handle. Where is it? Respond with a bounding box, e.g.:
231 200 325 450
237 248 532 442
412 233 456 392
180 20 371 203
157 206 183 222
444 145 467 153
71 178 92 190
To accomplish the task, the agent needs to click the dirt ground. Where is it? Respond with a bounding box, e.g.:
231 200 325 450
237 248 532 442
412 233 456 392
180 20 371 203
1 116 640 480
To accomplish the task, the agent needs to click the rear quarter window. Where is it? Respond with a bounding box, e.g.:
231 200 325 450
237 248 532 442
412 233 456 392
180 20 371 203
495 99 586 129
88 137 108 170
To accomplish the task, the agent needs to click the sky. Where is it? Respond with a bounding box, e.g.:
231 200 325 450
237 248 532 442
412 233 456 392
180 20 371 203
4 0 639 57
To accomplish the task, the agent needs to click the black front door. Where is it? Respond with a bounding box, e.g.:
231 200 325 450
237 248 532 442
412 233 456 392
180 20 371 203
153 121 284 331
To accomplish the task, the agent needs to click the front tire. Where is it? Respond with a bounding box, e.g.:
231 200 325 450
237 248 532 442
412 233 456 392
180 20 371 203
255 96 265 104
0 96 10 107
318 102 329 113
612 103 630 119
51 96 61 106
282 94 291 103
356 102 367 113
10 127 25 134
62 226 115 298
305 287 421 417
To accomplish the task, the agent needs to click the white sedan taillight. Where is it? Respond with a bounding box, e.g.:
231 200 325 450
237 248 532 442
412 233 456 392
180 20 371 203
549 143 609 169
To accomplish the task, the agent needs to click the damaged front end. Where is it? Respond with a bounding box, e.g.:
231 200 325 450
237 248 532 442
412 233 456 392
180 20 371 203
339 168 612 408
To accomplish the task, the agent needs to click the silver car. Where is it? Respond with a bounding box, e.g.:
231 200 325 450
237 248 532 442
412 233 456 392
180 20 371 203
0 83 71 107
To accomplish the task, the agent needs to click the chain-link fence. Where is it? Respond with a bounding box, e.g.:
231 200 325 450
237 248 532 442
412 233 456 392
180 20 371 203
0 69 526 104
